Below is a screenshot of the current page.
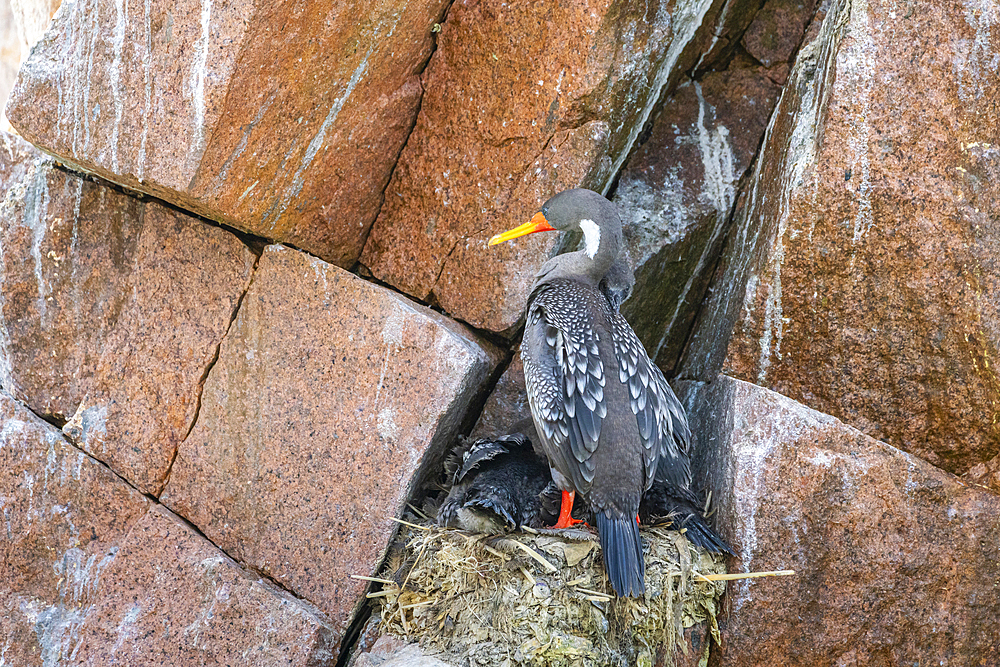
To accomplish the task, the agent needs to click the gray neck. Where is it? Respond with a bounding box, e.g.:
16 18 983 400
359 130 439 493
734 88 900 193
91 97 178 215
534 223 624 287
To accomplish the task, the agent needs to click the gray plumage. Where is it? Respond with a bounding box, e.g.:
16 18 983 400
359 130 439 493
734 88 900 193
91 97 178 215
517 188 693 597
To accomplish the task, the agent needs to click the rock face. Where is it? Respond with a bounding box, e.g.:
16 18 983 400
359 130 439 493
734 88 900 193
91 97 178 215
0 391 149 665
680 375 1000 666
0 132 256 495
162 245 500 638
70 505 338 666
614 67 781 373
5 0 449 267
361 0 735 333
467 352 529 442
680 0 1000 478
1 392 338 665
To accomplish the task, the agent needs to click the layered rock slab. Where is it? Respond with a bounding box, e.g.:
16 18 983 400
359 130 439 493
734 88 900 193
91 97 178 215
0 393 338 664
680 0 1000 478
6 0 449 267
679 375 1000 666
0 132 256 495
162 245 500 640
361 0 734 333
70 505 338 666
614 67 781 373
0 390 149 665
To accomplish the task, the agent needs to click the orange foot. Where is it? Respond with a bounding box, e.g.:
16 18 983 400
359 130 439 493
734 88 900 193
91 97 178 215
552 490 586 529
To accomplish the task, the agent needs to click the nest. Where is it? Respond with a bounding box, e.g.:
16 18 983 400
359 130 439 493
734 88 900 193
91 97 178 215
369 520 727 667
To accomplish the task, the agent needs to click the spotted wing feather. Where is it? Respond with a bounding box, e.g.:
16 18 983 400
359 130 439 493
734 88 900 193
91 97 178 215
609 311 692 491
522 280 607 492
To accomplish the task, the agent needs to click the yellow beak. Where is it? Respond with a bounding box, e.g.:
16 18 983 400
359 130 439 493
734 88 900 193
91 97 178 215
488 212 556 246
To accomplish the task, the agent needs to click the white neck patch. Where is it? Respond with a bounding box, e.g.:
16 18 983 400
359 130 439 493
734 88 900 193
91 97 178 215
580 218 601 259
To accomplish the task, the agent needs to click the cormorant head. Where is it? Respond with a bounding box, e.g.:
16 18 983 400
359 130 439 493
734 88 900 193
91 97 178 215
488 188 621 261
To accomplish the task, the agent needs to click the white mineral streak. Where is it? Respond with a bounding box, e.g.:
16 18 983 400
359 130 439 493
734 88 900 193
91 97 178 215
109 603 144 655
108 0 126 171
694 0 736 70
28 546 120 665
263 11 403 231
0 158 13 391
602 0 716 192
753 1 848 383
841 0 875 249
262 48 371 230
137 0 152 180
955 0 999 102
186 0 213 175
81 0 100 154
726 380 834 612
24 158 51 324
210 92 277 194
694 81 736 214
617 169 687 267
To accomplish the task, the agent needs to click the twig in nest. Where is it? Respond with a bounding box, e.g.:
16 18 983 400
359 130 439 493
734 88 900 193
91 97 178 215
407 503 431 520
351 575 397 585
392 516 431 531
488 537 558 573
482 543 510 561
401 598 439 610
519 566 536 587
573 586 612 601
366 589 398 599
695 569 795 582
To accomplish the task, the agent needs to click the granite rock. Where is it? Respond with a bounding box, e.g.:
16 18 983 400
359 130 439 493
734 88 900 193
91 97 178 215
70 505 339 666
0 390 150 666
0 133 256 495
60 200 256 495
680 0 1000 478
162 245 500 640
361 0 735 333
680 375 1000 666
467 352 530 442
614 67 780 373
6 0 449 267
742 0 816 69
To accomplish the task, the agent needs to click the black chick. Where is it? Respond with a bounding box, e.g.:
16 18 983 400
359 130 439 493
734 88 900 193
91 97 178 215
639 484 733 555
437 433 557 532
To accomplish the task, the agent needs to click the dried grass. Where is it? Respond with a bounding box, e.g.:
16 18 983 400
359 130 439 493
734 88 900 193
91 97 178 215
370 522 728 667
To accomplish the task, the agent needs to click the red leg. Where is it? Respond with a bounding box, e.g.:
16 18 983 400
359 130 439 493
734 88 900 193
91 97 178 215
552 490 584 528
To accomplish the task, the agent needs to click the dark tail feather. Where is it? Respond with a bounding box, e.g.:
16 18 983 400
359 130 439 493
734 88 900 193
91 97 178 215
595 513 645 597
641 487 734 556
679 512 734 556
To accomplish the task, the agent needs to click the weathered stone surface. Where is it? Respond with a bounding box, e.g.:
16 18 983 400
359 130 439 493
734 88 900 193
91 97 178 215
742 0 815 69
680 375 1000 666
71 505 338 666
467 352 529 441
0 0 18 127
680 0 1000 478
6 0 448 267
0 397 338 665
351 636 456 667
0 133 256 495
0 133 139 420
361 0 732 333
60 201 255 495
162 245 501 638
0 390 150 666
614 67 780 373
